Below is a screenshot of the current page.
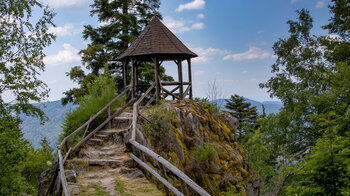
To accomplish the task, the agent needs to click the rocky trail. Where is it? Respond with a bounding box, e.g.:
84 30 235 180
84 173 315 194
63 111 164 196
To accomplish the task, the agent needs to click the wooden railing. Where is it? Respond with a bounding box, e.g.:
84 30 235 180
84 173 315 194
129 83 210 196
47 87 133 196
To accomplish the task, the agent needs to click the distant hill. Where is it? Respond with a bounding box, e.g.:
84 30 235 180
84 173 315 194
20 100 76 149
213 98 283 114
20 98 282 149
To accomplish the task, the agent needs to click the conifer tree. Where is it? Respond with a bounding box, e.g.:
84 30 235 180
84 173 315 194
225 94 259 142
62 0 173 105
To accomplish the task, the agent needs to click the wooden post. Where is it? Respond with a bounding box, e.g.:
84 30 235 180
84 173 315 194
108 106 111 129
187 58 193 99
131 59 136 99
135 62 139 96
177 58 183 99
155 57 160 102
123 60 128 90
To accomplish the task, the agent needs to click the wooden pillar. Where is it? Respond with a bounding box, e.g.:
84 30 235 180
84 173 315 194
177 58 183 99
154 57 160 102
123 60 128 90
135 62 139 96
131 59 136 99
187 58 193 99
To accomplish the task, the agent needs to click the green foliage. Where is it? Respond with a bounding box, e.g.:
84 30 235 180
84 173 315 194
20 137 55 194
225 94 259 143
257 3 350 194
0 107 31 195
60 74 124 141
244 130 275 192
194 97 220 114
286 133 350 195
191 143 219 162
0 0 55 120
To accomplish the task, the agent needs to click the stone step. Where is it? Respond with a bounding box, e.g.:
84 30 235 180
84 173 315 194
89 159 123 168
86 138 103 146
119 112 133 118
79 149 117 159
112 117 132 129
94 134 110 140
98 128 128 136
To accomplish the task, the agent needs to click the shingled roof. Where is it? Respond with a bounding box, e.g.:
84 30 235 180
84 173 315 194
117 17 197 61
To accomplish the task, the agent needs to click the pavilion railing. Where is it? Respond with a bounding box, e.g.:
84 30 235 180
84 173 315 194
46 87 134 196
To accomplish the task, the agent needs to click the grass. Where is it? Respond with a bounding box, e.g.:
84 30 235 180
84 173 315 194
114 175 165 196
79 183 110 196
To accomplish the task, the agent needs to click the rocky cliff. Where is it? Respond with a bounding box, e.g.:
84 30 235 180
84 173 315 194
131 100 259 195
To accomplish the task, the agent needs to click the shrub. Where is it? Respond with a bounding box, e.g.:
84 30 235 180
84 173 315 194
59 74 125 144
191 143 219 162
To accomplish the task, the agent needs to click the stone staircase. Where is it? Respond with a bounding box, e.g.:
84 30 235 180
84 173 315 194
64 111 164 196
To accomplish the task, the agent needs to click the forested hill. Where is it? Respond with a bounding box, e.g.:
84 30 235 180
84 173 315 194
20 98 281 149
20 100 76 149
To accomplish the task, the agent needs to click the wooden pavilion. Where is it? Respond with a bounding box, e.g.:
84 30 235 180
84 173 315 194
116 16 197 102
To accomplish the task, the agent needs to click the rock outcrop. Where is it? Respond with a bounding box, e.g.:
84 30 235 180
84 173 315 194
134 100 259 195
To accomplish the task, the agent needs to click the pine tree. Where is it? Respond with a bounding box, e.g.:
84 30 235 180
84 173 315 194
225 94 259 142
62 0 173 105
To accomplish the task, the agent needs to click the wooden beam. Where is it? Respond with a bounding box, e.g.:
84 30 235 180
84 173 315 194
131 59 136 99
130 154 185 196
123 60 128 90
129 140 211 196
187 58 193 99
58 149 70 196
177 58 183 99
162 87 181 100
155 57 160 102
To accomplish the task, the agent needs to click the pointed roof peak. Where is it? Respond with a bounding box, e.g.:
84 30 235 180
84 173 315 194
117 16 197 61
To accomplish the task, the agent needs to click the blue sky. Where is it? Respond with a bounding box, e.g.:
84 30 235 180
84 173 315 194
38 0 332 102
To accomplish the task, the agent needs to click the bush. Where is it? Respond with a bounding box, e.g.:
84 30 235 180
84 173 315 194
194 98 220 114
191 143 219 162
60 74 125 144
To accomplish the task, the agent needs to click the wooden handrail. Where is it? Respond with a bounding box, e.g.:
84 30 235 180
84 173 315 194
54 87 131 196
129 139 210 196
58 149 70 196
60 87 131 148
130 154 185 196
132 82 156 140
130 82 211 196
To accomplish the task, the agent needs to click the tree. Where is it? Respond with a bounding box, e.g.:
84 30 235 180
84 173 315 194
225 94 259 142
0 0 55 120
0 0 55 194
259 1 350 193
62 0 173 105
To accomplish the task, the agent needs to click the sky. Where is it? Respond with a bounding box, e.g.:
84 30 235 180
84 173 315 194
37 0 332 102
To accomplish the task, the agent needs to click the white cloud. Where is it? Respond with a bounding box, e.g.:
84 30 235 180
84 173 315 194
163 17 204 33
223 46 270 61
43 0 90 9
48 24 81 37
176 0 206 12
191 47 230 63
194 70 205 76
315 1 325 8
197 13 205 19
242 70 247 75
44 44 80 66
291 0 297 4
248 78 257 83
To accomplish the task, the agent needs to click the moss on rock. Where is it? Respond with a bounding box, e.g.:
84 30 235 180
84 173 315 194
139 100 259 195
